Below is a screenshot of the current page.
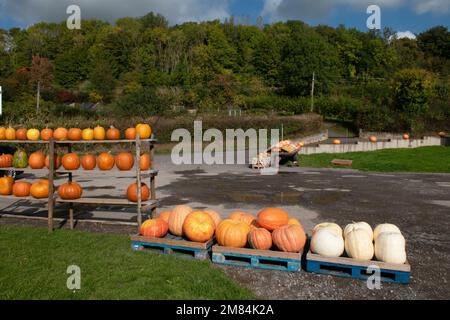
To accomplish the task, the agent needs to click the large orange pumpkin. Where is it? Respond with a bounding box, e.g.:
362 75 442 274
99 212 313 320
29 151 46 169
53 128 68 141
82 128 94 140
115 152 134 171
204 209 222 228
41 128 54 141
140 218 169 238
68 128 82 141
98 153 115 170
168 205 193 236
0 177 14 195
135 123 152 139
257 208 289 231
0 154 13 168
5 128 16 140
12 181 31 197
58 182 83 200
333 139 341 145
272 224 306 253
0 127 5 140
125 128 136 140
248 228 273 250
369 136 378 143
182 211 215 243
30 180 50 199
45 154 62 170
93 126 106 140
81 154 96 170
158 211 172 223
402 133 410 140
16 128 27 140
127 183 150 202
216 219 251 248
62 153 81 170
140 153 151 171
229 211 256 225
106 126 120 140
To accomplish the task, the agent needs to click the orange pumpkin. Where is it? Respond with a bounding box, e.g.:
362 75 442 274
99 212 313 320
28 151 46 169
30 180 50 199
58 182 83 200
272 224 306 253
168 205 193 236
158 211 171 223
257 208 289 231
403 133 410 140
12 181 31 197
16 128 27 140
135 123 152 139
45 154 62 170
369 136 378 143
0 154 13 168
5 128 16 140
106 126 120 140
288 218 301 226
333 139 341 145
81 154 96 170
248 228 272 250
216 219 251 248
438 131 447 137
0 177 14 195
204 209 222 228
183 211 215 242
53 128 68 141
98 153 115 170
229 211 256 225
41 128 54 141
82 128 94 140
140 218 169 238
93 125 106 140
140 153 151 171
62 153 81 170
68 128 82 141
0 127 5 140
115 152 134 171
125 128 137 140
127 183 150 202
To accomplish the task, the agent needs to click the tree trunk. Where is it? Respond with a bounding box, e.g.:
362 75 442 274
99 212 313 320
36 81 40 112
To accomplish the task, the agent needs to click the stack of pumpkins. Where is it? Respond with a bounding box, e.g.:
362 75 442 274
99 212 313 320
310 221 407 264
0 123 152 142
140 206 307 253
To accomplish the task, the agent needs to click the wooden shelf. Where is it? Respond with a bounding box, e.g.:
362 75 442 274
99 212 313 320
0 140 50 144
55 138 157 144
55 197 158 207
0 195 51 203
55 168 158 177
0 167 49 174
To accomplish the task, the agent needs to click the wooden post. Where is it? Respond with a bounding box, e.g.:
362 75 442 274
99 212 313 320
48 138 55 232
310 72 315 113
150 143 156 219
136 135 142 230
68 144 74 229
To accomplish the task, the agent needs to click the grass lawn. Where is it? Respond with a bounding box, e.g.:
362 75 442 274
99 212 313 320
297 146 450 173
0 225 255 300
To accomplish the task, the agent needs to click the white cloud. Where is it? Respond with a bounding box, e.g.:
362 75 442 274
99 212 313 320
414 0 450 15
0 0 231 25
395 30 417 39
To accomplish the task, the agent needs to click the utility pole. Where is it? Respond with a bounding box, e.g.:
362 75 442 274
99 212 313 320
0 86 2 116
310 72 315 113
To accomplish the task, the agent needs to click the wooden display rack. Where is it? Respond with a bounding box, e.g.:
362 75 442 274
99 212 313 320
0 136 158 232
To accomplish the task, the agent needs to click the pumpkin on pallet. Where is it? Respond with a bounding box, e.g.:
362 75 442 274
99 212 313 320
216 219 251 248
140 218 169 238
229 211 256 225
168 205 192 236
257 207 289 231
204 209 222 228
158 211 171 223
183 211 215 243
248 228 272 250
272 224 306 253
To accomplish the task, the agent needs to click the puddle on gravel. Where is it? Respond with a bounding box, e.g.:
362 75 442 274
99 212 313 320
228 191 304 205
311 192 344 205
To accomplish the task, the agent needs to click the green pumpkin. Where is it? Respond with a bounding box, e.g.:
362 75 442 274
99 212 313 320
13 149 28 168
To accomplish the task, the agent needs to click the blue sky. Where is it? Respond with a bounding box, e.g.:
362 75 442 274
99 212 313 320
0 0 449 34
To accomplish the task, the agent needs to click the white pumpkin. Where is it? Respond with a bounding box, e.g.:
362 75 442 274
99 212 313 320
312 222 343 237
344 222 373 241
375 232 407 264
345 229 374 260
311 228 344 258
373 223 401 241
168 205 193 236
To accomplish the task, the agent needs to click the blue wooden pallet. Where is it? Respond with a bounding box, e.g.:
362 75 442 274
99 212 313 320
130 234 213 260
212 245 302 272
306 252 411 284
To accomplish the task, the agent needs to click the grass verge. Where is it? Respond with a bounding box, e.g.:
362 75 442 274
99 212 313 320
297 146 450 173
0 225 255 300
